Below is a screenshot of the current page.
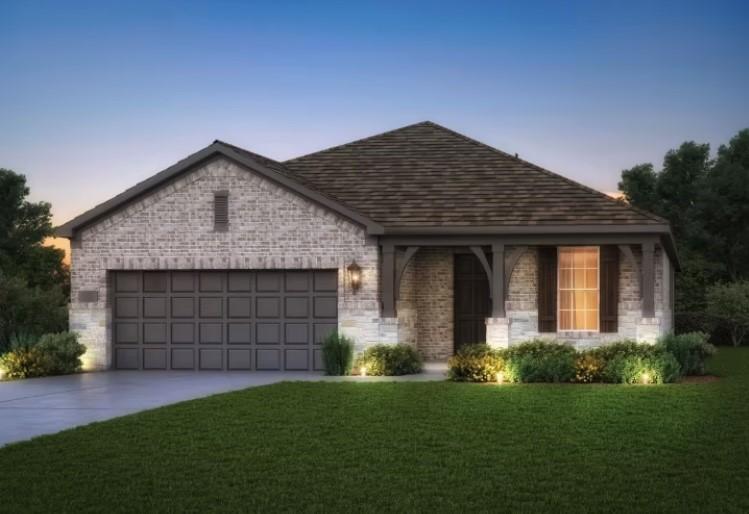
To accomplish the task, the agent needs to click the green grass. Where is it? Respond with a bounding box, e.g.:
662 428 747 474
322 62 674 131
2 349 749 513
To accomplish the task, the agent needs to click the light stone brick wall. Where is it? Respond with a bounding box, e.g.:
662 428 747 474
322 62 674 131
502 245 671 349
70 157 384 369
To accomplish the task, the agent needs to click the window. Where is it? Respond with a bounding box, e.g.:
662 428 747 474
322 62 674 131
558 247 599 331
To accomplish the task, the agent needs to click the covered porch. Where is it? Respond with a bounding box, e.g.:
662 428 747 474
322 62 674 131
377 228 677 360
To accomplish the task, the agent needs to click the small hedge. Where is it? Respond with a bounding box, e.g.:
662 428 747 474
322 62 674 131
0 332 85 380
321 332 354 376
448 344 504 382
448 333 716 384
354 343 422 376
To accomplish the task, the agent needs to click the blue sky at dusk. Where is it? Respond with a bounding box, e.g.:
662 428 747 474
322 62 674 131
2 0 748 225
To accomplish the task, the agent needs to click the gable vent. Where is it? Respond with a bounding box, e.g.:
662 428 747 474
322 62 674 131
214 191 229 231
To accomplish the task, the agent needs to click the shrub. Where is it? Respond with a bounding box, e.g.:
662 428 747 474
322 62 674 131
705 281 749 346
0 332 85 380
321 332 354 376
448 344 504 382
35 332 86 375
575 352 606 383
504 340 577 383
0 273 68 353
355 343 422 376
656 332 716 376
603 352 681 384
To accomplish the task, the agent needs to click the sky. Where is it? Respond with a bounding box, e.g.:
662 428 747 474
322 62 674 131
2 0 748 227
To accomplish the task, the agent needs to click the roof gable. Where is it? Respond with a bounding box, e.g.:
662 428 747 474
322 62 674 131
56 142 383 237
283 121 666 228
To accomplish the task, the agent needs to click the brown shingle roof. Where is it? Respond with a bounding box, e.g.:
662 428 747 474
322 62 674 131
283 121 665 227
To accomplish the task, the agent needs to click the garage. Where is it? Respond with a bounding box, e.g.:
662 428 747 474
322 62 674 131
112 270 338 371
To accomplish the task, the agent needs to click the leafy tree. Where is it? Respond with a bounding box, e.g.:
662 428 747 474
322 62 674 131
706 282 749 346
697 130 749 281
0 168 68 291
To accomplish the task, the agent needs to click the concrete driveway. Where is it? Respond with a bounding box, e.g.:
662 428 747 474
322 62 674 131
0 370 322 447
0 365 446 447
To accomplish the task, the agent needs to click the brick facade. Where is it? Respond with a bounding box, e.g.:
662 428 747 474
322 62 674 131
70 158 383 369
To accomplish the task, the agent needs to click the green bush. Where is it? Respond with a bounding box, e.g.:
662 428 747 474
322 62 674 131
575 352 606 383
656 332 716 376
321 332 354 376
0 332 85 380
504 340 577 383
448 344 504 382
355 344 422 376
0 273 68 354
706 281 749 346
603 352 681 384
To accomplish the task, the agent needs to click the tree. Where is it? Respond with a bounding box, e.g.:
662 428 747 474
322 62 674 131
0 168 68 291
697 130 749 281
706 282 749 346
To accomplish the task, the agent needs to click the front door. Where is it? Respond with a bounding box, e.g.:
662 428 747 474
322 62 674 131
453 254 491 352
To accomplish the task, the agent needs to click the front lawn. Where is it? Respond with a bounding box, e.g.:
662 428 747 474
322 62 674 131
2 349 749 513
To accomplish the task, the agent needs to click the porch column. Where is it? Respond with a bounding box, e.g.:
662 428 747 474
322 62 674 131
381 243 396 318
491 242 505 317
641 241 655 318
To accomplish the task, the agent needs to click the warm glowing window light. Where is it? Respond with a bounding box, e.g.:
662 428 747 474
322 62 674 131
558 247 599 331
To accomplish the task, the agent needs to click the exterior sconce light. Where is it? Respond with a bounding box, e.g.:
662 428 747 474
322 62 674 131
347 261 362 293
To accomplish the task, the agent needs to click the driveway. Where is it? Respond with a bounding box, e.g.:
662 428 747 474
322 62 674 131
0 370 321 447
0 365 446 447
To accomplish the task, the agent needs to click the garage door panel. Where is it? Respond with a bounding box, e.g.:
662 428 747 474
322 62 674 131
256 349 281 370
199 272 223 292
115 322 139 344
285 272 310 292
171 323 194 344
285 323 308 344
256 297 280 318
285 349 309 370
228 349 251 370
116 272 140 292
314 297 337 318
314 271 337 292
143 297 167 318
313 349 325 371
113 270 337 371
199 323 223 344
171 349 194 369
116 348 139 369
199 349 223 370
257 272 281 292
143 323 167 344
143 348 167 369
228 272 252 292
199 297 223 318
172 272 195 292
116 297 138 318
257 323 280 344
228 297 251 318
228 323 252 344
143 272 168 292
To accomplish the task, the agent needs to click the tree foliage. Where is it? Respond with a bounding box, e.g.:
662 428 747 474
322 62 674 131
618 129 749 341
0 169 69 349
706 282 749 346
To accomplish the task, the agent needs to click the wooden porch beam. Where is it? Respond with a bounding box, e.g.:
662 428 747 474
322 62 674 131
381 243 396 317
491 242 506 317
641 241 655 317
394 246 420 300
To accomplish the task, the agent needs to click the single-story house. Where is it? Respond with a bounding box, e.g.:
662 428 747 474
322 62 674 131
57 121 677 372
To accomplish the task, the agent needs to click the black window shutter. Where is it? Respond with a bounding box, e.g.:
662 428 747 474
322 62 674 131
537 247 557 333
214 191 228 231
599 245 619 333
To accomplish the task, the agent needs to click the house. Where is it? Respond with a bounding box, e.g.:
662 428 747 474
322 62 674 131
56 122 677 371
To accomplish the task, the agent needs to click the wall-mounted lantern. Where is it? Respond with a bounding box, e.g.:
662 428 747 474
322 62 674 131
347 261 362 293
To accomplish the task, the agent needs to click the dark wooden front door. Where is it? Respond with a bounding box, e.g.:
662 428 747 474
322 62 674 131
454 254 491 352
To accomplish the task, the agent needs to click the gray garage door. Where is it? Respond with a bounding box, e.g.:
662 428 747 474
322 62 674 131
111 270 338 371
